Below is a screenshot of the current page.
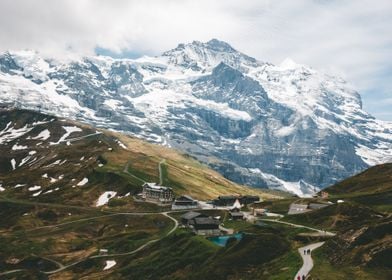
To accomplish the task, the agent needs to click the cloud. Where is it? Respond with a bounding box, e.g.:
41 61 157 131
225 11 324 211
0 0 391 119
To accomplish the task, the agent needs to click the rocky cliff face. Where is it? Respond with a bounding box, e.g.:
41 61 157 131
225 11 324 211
1 40 391 196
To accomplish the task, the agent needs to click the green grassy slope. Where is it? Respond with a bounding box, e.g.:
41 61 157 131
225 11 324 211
324 163 392 212
0 108 292 279
280 164 392 280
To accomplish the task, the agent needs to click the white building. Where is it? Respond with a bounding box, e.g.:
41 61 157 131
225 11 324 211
141 183 174 204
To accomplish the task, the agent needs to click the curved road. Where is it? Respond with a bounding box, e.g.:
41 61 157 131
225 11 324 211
123 160 146 184
294 242 325 280
0 269 26 277
1 159 176 276
0 210 179 276
42 211 178 275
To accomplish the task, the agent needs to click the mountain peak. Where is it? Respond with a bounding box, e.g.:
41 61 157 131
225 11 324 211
163 39 237 56
206 39 236 52
162 39 259 71
279 57 302 70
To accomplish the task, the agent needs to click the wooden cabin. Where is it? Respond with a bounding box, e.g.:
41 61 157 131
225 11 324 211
189 217 220 236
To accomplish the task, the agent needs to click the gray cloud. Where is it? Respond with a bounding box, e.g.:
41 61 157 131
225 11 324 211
0 0 391 119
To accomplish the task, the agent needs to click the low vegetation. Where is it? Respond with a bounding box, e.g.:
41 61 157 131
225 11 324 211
1 109 391 279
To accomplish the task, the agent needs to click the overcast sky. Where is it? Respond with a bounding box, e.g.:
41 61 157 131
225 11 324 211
1 0 391 120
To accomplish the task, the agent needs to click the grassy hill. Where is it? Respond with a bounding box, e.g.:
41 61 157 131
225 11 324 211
0 108 280 211
0 108 292 279
326 163 392 195
2 108 390 280
323 163 392 212
280 164 392 279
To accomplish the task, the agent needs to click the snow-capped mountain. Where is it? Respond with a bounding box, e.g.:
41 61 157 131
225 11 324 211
1 39 392 196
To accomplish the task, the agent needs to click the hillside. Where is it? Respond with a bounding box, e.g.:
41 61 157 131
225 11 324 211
281 165 392 279
1 113 390 279
0 108 279 208
0 108 310 280
323 163 392 212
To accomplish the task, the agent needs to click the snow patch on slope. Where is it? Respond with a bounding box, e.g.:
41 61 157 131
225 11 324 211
76 177 88 186
96 191 117 207
103 260 116 270
12 143 27 150
248 168 318 197
31 129 50 140
0 123 33 144
355 144 392 166
50 126 82 145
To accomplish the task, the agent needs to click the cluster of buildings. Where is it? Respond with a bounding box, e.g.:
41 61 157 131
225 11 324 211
139 182 257 236
140 182 260 211
180 198 249 236
140 183 198 210
139 182 266 236
212 195 260 206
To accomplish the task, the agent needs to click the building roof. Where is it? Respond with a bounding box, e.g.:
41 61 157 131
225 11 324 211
191 217 220 225
218 195 237 200
230 212 244 217
231 199 242 210
181 211 203 220
290 203 308 210
143 182 172 191
288 203 310 215
242 195 259 199
175 195 195 202
308 203 329 209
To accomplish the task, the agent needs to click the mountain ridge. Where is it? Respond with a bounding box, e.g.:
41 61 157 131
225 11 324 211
1 39 391 196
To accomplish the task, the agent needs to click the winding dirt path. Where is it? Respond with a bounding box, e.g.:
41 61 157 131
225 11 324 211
158 159 166 185
0 208 179 276
0 269 26 277
42 211 178 275
123 160 146 183
260 219 335 236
